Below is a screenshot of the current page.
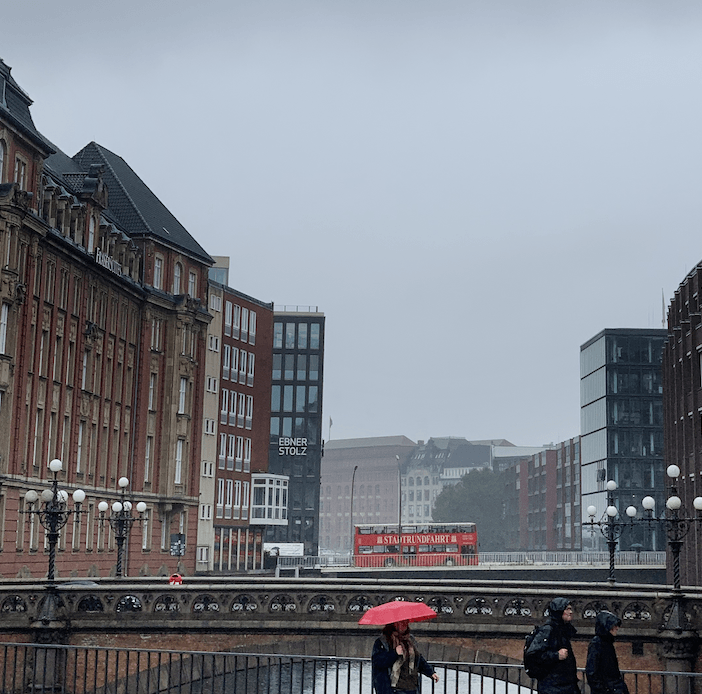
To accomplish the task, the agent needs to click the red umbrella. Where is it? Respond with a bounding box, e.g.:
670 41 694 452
358 600 438 625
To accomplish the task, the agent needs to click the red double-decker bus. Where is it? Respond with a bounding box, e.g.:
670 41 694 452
353 522 478 568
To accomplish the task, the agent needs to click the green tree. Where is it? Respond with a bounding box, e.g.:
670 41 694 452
432 467 506 551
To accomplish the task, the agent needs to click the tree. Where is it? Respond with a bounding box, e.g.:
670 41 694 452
433 467 507 551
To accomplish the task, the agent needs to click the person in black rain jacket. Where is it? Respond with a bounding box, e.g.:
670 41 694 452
526 597 580 694
586 611 628 694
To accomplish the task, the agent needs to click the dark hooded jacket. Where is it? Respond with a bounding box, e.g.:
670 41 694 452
586 611 628 694
526 597 579 694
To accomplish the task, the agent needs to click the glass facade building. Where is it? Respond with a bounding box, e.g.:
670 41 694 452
580 329 667 551
267 309 325 555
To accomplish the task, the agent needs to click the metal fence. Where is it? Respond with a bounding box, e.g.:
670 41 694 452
0 643 697 694
276 551 666 571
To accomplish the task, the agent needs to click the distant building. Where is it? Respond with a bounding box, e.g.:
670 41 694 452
402 437 499 524
663 267 702 585
319 436 416 552
580 328 666 551
266 308 325 555
501 439 580 551
199 256 277 573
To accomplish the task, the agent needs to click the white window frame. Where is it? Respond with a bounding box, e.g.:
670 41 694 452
233 304 241 339
0 303 8 354
245 395 253 430
249 311 256 345
244 438 252 473
223 345 230 380
241 308 249 342
175 439 183 484
225 479 233 519
216 478 224 518
234 480 241 520
247 353 255 386
188 271 197 297
145 436 153 482
220 389 228 424
236 436 244 471
224 301 232 336
242 481 250 520
218 433 226 470
173 262 182 295
239 351 247 384
227 434 235 471
154 256 163 290
178 377 187 414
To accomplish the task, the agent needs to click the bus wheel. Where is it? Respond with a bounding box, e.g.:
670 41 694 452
384 558 396 567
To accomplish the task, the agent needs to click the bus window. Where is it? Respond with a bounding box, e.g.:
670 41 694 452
447 544 458 553
418 545 430 553
359 546 372 554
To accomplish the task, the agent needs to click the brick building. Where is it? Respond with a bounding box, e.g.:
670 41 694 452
0 58 214 578
663 265 702 586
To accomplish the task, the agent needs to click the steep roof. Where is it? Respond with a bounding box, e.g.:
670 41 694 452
0 59 54 154
70 142 212 265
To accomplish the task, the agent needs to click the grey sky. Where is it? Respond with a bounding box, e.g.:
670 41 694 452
4 1 702 446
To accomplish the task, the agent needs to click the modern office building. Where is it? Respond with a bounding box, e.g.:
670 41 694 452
266 308 325 555
580 328 667 551
319 436 416 553
663 265 702 586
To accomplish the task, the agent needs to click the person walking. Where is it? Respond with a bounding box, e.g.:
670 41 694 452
586 611 628 694
525 597 580 694
371 619 440 694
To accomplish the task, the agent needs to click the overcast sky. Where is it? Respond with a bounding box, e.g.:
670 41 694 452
4 1 702 447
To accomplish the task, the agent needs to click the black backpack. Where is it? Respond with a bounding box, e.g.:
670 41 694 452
523 624 552 680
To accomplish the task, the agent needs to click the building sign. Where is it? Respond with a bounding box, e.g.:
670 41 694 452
170 533 186 556
95 249 123 276
376 533 458 545
278 437 307 456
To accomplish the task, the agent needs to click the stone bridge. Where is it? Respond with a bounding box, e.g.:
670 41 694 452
1 576 701 674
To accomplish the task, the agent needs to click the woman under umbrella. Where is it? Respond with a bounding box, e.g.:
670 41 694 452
371 619 439 694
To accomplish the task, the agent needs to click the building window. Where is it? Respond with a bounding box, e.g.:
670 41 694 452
223 345 230 380
216 478 224 518
247 353 255 386
175 439 183 484
200 504 212 520
0 139 5 183
204 418 216 435
87 217 95 253
298 323 308 349
236 436 243 471
188 271 197 297
227 434 235 471
239 351 247 384
149 373 157 410
232 347 239 379
245 395 253 429
197 546 209 563
218 433 226 470
14 156 27 190
233 480 241 520
233 305 241 339
225 479 233 519
206 376 218 393
244 438 251 473
238 394 246 427
229 390 237 426
173 262 182 295
0 303 9 354
178 377 187 413
141 510 150 550
224 301 232 336
201 460 214 477
209 293 221 312
273 322 283 349
249 311 256 345
220 390 228 425
310 323 320 349
145 436 153 482
153 257 163 290
208 335 220 352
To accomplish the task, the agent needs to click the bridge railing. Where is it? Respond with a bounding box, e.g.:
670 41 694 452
0 643 695 694
276 551 666 570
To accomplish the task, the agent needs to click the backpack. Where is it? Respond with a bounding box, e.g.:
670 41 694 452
523 624 552 681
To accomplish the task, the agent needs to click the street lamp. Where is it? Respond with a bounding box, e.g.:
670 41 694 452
585 479 638 584
24 459 86 582
98 477 147 577
350 465 358 557
640 465 702 592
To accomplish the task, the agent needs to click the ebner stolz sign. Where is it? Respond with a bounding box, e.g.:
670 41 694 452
95 249 122 276
278 437 307 456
